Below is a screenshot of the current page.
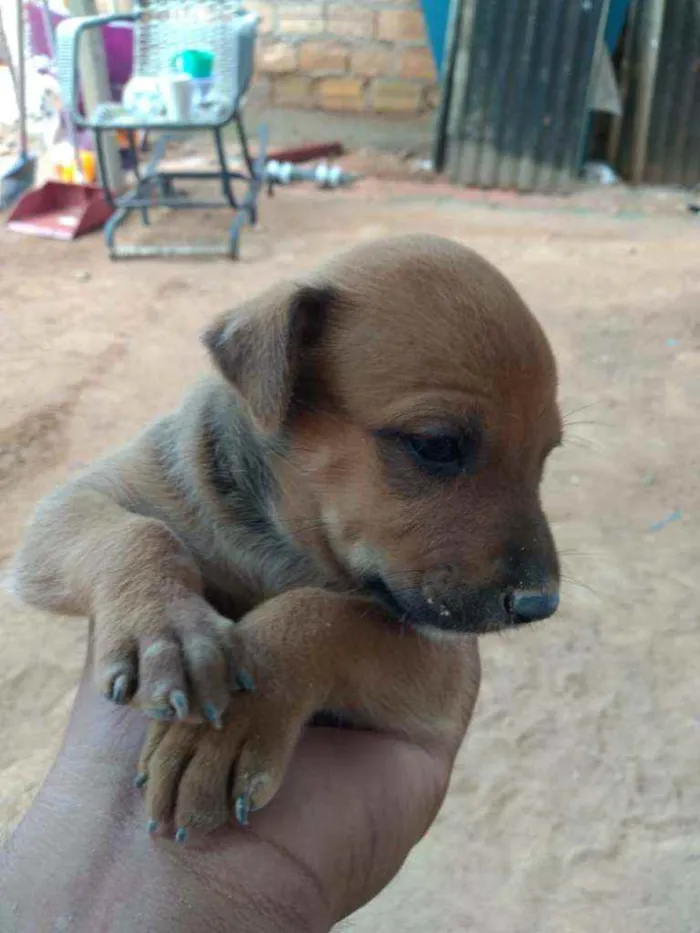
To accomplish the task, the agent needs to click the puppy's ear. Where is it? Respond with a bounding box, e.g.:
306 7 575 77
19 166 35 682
202 281 334 433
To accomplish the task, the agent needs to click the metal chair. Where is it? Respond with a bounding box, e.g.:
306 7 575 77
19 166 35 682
57 1 265 258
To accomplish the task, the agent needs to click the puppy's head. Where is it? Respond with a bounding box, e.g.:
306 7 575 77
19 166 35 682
205 235 562 634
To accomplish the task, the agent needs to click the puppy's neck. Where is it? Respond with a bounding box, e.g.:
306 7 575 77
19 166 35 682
194 379 350 592
267 443 353 589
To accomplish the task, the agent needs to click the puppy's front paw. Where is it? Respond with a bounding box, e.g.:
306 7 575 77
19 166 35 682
137 689 309 838
95 597 252 727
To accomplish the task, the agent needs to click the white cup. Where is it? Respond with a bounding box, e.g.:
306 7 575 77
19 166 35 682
161 75 193 121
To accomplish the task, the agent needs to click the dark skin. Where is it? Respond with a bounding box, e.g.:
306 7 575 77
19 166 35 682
0 636 481 932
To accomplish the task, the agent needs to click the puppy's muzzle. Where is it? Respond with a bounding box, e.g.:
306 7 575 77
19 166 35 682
363 576 559 634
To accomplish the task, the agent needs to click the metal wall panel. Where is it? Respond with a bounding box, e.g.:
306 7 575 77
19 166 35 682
442 0 607 192
644 0 700 186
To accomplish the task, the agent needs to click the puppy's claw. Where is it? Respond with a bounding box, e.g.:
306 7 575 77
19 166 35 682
236 669 255 693
175 827 188 844
204 702 223 730
111 674 130 705
147 819 158 834
133 772 148 789
170 689 189 720
147 707 176 722
234 794 250 827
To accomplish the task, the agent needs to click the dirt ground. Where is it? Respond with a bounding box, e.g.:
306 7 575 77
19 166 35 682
0 178 698 933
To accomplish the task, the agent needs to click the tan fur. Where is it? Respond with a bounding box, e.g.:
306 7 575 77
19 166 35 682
11 235 562 834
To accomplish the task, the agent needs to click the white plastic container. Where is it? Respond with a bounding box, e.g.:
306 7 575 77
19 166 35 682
160 75 194 121
122 76 164 120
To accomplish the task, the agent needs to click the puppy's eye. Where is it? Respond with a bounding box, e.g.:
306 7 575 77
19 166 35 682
403 431 478 477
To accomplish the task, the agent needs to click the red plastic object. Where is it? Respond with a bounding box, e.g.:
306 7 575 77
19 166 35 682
7 181 114 240
266 141 344 164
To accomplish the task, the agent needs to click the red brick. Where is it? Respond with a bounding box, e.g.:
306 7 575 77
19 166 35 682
399 47 436 81
377 10 425 42
317 77 365 112
326 6 376 38
258 42 297 75
278 4 324 35
370 78 423 114
351 46 395 78
299 41 349 74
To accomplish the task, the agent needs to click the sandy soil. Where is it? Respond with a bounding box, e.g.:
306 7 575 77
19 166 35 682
1 180 698 932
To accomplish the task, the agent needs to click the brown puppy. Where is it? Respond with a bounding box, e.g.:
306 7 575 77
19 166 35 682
11 234 562 836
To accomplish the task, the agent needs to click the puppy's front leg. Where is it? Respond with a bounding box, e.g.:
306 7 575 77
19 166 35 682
11 471 244 726
139 588 480 835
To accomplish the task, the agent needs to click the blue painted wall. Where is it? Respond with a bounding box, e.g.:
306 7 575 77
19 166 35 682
419 0 451 76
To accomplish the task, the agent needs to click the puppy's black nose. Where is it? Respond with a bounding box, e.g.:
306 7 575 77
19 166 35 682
510 589 559 623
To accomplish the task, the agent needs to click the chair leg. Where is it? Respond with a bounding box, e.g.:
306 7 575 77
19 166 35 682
99 116 266 259
95 130 114 206
248 121 268 227
104 205 128 258
128 132 150 226
235 111 256 179
214 128 237 209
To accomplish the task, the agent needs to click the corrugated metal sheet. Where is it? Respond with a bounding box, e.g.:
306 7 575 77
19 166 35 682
440 0 607 192
643 0 700 186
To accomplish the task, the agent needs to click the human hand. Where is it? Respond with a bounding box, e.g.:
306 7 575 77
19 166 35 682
1 635 480 932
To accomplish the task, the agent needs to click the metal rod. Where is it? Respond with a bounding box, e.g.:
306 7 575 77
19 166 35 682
127 130 149 225
606 0 639 168
94 129 115 205
0 3 18 102
16 0 27 156
631 0 667 184
142 171 250 182
214 127 237 207
104 116 266 259
112 197 244 210
235 112 255 177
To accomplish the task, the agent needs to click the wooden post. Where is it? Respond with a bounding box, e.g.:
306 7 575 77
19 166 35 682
67 0 124 191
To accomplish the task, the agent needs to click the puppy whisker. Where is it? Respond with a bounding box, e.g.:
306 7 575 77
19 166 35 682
557 549 602 559
560 574 601 600
562 434 606 453
562 400 604 421
563 419 613 430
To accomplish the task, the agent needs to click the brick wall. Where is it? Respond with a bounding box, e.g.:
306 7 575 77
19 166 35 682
250 1 438 114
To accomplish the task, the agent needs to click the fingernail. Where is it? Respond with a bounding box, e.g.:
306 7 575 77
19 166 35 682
170 689 189 720
111 674 129 705
236 669 255 692
148 708 175 721
234 794 249 827
133 772 148 788
204 703 223 730
147 819 158 834
175 827 187 844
